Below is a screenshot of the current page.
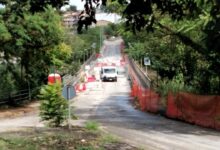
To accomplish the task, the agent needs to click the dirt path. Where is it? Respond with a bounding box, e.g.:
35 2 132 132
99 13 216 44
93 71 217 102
0 101 42 132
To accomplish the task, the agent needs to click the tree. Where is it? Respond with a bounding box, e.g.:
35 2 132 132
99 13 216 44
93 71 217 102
0 0 69 12
39 83 68 127
117 19 219 94
0 1 72 92
77 0 201 32
77 4 96 33
29 0 69 12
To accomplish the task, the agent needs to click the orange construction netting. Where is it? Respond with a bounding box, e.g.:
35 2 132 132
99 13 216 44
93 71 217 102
166 92 220 130
125 54 220 130
130 76 159 113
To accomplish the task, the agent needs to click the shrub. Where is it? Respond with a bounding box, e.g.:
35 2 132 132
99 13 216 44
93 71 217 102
38 83 67 127
157 73 195 106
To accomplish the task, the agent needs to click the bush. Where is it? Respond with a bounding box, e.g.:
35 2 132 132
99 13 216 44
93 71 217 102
158 74 181 97
157 73 195 106
38 83 67 127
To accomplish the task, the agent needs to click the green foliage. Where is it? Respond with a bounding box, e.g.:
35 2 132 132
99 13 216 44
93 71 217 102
0 4 71 92
156 73 196 107
38 83 68 127
52 42 72 67
0 127 132 150
157 74 193 98
0 21 11 42
30 0 69 12
104 23 119 38
104 0 125 14
76 146 95 150
0 68 18 99
102 1 220 94
100 134 119 144
85 121 99 131
118 17 219 94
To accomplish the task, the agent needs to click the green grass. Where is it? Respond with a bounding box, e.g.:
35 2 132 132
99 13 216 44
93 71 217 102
0 139 8 150
100 134 119 144
85 121 99 131
0 127 139 150
76 146 96 150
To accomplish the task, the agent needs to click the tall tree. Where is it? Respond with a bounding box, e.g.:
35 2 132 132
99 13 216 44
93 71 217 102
0 1 71 89
30 0 69 12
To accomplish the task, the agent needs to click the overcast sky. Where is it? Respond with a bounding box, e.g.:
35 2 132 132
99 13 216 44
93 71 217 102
69 0 84 10
0 1 85 10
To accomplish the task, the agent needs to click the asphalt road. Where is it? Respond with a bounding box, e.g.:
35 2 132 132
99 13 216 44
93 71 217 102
0 39 219 149
72 39 220 150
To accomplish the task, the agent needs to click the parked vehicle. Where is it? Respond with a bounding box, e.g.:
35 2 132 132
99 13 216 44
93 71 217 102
100 66 117 82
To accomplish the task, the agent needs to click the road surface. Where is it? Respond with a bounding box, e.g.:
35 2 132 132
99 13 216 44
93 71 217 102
72 39 220 150
0 38 219 150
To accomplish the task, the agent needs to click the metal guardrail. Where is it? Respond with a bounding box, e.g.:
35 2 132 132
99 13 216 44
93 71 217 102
0 53 96 105
63 52 97 86
127 57 151 88
0 89 30 105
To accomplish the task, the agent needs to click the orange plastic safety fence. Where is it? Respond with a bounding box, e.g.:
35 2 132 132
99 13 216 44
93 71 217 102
215 96 220 130
126 54 220 130
129 74 159 112
125 54 160 113
166 92 220 130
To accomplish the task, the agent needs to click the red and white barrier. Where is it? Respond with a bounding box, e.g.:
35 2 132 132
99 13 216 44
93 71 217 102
75 83 87 93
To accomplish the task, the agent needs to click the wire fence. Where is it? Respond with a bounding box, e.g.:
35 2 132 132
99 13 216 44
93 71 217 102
127 56 151 88
0 86 41 106
0 53 97 106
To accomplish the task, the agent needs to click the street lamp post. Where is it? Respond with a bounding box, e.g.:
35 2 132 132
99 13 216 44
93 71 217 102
91 42 96 55
144 54 150 75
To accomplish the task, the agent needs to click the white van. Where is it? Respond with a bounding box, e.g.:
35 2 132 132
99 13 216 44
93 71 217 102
100 66 117 82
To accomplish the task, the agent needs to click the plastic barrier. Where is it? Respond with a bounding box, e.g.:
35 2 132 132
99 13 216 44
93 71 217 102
120 59 126 66
129 74 159 113
126 54 220 130
48 73 61 84
166 92 220 130
215 96 220 130
75 84 80 93
75 83 86 93
96 53 102 58
87 75 96 82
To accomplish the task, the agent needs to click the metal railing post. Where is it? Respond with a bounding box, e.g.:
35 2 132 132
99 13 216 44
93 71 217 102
28 80 31 101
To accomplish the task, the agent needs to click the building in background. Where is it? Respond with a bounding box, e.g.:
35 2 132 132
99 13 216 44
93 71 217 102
62 11 121 28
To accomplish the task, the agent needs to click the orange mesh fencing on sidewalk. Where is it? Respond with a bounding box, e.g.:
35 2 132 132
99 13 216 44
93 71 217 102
126 54 160 113
125 54 220 130
166 92 220 130
130 80 160 113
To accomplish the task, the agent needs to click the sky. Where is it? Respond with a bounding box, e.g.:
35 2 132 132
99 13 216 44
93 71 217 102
67 0 121 23
69 0 85 10
0 1 86 10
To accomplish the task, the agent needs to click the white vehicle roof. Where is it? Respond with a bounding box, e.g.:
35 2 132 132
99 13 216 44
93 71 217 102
101 66 117 69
